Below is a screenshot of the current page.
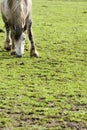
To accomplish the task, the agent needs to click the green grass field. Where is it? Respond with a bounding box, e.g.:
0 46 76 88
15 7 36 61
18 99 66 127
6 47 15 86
0 0 87 129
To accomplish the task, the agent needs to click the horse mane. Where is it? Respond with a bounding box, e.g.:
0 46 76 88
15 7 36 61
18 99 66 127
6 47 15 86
14 25 22 41
8 0 13 8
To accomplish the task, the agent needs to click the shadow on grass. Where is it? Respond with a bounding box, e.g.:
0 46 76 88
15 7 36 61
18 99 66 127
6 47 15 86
0 50 32 60
0 49 14 60
0 29 4 33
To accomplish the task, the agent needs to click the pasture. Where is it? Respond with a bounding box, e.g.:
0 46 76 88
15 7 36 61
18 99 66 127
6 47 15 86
0 0 87 129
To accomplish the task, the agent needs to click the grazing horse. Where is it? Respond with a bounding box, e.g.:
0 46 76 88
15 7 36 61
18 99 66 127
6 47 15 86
1 0 39 57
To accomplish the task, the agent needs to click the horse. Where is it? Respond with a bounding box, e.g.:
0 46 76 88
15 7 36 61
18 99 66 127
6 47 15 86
1 0 39 57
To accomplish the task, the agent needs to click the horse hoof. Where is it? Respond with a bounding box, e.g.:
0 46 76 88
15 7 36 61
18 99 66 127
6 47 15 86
4 45 11 51
30 50 39 58
11 51 16 55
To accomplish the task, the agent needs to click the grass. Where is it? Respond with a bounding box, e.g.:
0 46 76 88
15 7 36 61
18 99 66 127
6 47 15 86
0 0 87 129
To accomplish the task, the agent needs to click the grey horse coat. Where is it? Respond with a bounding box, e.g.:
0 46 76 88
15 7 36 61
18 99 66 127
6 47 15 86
1 0 38 57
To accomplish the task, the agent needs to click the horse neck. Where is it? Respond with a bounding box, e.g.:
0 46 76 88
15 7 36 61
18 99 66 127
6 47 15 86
8 0 20 10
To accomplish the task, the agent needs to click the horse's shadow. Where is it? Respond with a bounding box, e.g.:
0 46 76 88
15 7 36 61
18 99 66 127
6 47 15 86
0 49 30 60
0 49 14 60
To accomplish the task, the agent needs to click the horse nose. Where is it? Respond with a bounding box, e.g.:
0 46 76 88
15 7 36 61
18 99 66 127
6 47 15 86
16 54 23 58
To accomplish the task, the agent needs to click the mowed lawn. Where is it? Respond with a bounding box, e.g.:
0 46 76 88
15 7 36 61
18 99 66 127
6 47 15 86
0 0 87 130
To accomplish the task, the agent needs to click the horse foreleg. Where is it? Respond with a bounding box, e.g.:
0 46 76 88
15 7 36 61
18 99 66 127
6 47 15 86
27 19 39 57
4 23 11 51
10 30 16 55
